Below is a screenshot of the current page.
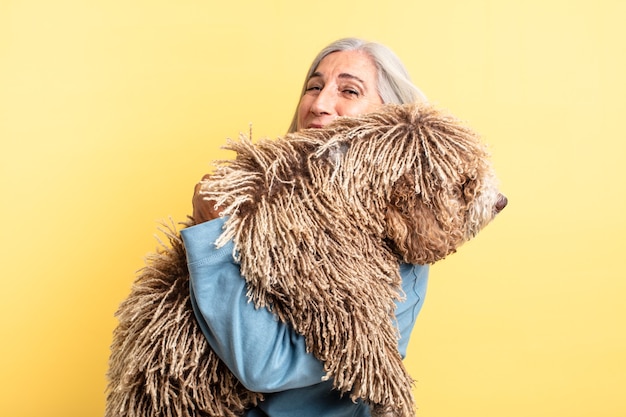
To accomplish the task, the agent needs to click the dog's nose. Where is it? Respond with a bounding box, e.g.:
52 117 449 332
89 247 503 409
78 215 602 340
495 194 508 214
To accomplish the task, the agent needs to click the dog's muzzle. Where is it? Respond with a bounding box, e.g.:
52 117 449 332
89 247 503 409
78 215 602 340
495 193 508 214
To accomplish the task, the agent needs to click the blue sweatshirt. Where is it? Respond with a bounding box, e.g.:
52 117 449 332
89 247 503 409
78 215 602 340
181 217 428 417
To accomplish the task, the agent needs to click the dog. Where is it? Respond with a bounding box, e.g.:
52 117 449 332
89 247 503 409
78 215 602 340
106 102 507 417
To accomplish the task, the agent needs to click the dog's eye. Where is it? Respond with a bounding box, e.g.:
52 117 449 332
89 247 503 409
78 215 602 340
459 182 474 204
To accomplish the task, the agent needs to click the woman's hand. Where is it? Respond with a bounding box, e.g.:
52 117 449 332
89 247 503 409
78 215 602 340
192 174 222 224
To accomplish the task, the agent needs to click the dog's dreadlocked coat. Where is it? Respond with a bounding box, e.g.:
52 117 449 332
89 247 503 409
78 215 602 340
106 102 506 417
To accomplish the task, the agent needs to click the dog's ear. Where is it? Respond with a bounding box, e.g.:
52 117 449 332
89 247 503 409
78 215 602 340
385 173 466 264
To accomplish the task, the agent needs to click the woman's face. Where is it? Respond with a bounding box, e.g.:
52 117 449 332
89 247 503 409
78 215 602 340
296 50 383 131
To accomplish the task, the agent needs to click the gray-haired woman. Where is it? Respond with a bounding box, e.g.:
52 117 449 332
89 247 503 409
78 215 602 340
186 38 429 417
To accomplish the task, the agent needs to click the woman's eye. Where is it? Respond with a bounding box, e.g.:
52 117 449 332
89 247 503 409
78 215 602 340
341 88 361 98
305 85 322 92
340 85 360 97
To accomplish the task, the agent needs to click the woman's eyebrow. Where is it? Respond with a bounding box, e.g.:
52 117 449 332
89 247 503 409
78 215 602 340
308 72 366 85
337 73 366 85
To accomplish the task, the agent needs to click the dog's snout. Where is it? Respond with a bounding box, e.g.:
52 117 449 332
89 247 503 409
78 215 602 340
495 193 508 214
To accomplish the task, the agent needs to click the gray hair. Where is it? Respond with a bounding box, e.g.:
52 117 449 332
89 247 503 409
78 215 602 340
288 37 427 133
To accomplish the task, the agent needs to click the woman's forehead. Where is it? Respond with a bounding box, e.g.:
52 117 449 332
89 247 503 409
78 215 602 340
313 50 378 83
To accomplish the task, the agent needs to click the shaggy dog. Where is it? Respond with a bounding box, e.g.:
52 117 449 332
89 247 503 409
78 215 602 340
106 102 507 417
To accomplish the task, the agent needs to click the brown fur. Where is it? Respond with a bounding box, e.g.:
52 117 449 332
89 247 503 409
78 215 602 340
106 103 505 417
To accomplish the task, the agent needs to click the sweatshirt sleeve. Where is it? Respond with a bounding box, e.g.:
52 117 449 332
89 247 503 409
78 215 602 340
395 263 429 358
181 218 429 392
181 218 326 393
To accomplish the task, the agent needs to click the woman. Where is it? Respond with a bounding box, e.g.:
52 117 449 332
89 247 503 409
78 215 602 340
182 38 429 417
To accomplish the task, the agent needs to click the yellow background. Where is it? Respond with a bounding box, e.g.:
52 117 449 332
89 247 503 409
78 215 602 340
1 1 624 416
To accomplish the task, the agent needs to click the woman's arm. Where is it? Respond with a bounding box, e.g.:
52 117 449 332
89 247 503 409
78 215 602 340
184 178 429 392
182 219 327 393
182 219 429 392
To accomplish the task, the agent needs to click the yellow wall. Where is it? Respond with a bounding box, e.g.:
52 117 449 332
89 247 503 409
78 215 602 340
1 1 624 416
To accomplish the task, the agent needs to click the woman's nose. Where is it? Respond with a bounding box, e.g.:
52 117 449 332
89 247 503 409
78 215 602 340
310 88 336 116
